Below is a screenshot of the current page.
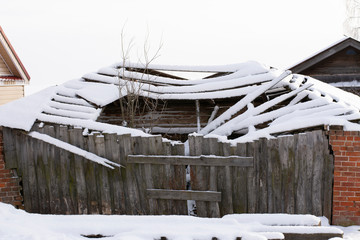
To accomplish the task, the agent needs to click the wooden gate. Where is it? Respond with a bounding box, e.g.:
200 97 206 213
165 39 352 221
127 155 254 217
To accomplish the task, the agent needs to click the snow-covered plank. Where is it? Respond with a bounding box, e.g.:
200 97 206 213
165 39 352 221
52 95 94 107
28 131 121 169
37 113 151 137
199 71 292 135
231 115 360 144
42 106 100 120
218 99 336 139
48 101 98 114
113 60 271 73
142 84 264 100
210 83 313 136
75 83 124 107
145 72 276 94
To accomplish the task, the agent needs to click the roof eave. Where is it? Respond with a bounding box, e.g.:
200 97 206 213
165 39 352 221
289 37 360 73
0 26 30 83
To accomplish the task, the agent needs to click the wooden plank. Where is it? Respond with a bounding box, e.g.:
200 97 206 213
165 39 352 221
69 127 88 214
21 132 36 212
135 137 151 214
36 131 51 214
85 133 100 214
215 141 232 216
57 126 76 214
188 135 208 217
150 136 173 215
322 131 334 220
267 138 279 213
295 133 307 214
118 134 132 214
127 155 253 167
95 134 112 214
279 135 295 214
283 232 343 240
233 142 248 214
13 130 24 177
123 135 142 214
2 127 18 169
257 138 268 213
168 141 188 215
304 132 315 214
147 189 221 202
312 130 324 216
104 133 126 214
246 141 257 213
204 137 221 218
44 125 61 214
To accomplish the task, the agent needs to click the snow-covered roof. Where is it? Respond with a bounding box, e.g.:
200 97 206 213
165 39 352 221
1 60 360 143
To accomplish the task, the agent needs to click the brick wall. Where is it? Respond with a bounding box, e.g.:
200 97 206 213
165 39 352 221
329 126 360 226
0 127 23 208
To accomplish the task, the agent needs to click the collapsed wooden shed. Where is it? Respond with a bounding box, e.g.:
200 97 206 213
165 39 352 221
1 60 360 225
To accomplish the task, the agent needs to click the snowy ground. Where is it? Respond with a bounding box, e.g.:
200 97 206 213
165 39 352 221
0 203 359 240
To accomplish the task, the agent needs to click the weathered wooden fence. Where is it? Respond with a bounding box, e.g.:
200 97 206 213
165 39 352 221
187 132 334 219
2 124 333 219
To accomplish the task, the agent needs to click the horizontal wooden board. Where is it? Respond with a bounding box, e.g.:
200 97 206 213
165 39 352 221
127 155 253 167
147 189 221 202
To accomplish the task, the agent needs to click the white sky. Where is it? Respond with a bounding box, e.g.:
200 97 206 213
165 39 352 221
0 0 346 94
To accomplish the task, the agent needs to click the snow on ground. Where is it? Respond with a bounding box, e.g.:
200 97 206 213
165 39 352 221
0 203 358 240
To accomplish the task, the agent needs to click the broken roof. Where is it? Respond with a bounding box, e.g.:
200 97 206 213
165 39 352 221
1 60 360 144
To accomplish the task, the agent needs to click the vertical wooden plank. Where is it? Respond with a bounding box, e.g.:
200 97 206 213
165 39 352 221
36 129 51 214
69 127 88 214
86 133 101 214
267 138 278 213
21 132 36 212
322 131 334 220
118 134 131 214
13 130 24 177
95 134 112 214
104 133 126 214
279 135 296 214
295 133 307 214
233 142 248 214
136 137 151 215
43 125 61 214
189 135 208 217
124 135 143 214
68 129 78 214
57 126 76 214
218 141 233 216
257 138 268 213
305 132 315 214
171 142 187 215
151 136 171 215
312 130 324 216
202 137 221 218
2 127 18 169
246 141 257 213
